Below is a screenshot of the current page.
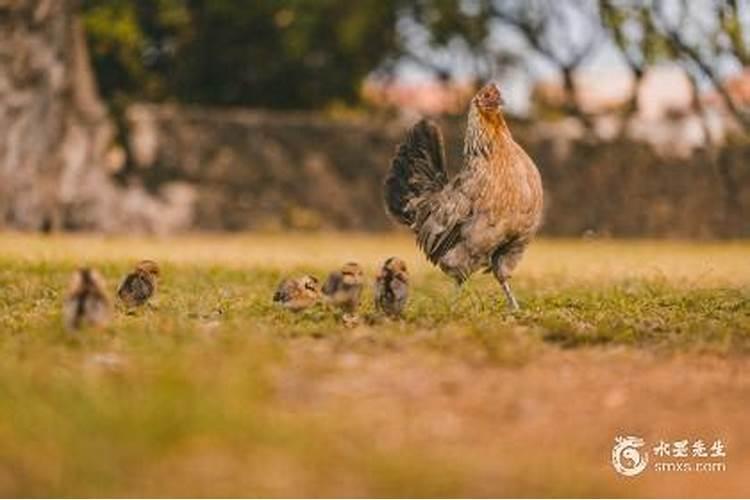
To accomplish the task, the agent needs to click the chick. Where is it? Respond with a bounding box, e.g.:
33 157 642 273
117 259 160 307
63 267 112 330
374 257 409 318
322 262 364 314
273 275 321 312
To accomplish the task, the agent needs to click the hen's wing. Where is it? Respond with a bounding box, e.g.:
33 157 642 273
414 177 473 269
385 119 474 275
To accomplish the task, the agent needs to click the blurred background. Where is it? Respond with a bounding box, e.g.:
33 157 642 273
1 0 749 238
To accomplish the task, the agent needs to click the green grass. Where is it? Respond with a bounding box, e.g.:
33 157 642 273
0 233 748 496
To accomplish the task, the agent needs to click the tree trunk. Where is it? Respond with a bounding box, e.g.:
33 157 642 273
0 0 193 233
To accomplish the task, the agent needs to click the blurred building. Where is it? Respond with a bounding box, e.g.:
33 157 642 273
532 65 695 119
361 79 476 116
531 65 750 156
703 68 750 109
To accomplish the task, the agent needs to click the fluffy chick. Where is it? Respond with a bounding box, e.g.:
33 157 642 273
63 267 112 330
117 259 160 307
273 275 321 312
322 262 364 313
374 257 409 317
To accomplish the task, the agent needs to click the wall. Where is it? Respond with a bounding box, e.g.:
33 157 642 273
127 104 750 238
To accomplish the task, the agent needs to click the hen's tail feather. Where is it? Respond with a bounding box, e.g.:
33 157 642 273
384 119 449 226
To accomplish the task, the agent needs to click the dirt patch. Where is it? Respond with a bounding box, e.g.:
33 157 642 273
276 342 750 497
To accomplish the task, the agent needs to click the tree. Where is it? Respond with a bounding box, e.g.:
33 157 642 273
82 0 404 109
400 0 602 126
0 0 113 230
0 0 188 232
601 0 750 132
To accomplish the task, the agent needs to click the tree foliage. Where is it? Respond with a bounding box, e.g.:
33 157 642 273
83 0 750 132
83 0 403 109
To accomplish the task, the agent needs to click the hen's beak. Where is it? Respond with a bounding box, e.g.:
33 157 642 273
491 83 505 107
474 82 504 110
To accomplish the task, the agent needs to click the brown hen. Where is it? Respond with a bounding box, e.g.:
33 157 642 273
384 82 543 310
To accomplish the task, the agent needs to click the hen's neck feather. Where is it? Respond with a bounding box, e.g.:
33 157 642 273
463 104 513 166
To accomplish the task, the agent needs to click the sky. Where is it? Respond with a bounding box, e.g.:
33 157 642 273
391 0 748 115
392 0 632 114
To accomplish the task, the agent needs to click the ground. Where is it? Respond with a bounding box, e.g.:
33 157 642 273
0 233 748 497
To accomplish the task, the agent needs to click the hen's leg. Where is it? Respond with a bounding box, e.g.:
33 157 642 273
500 279 520 311
491 252 520 311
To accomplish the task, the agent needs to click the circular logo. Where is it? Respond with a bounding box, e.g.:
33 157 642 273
612 435 649 476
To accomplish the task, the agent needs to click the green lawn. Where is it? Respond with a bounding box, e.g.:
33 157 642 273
0 233 748 496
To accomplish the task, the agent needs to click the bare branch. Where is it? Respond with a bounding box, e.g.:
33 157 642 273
489 1 600 127
652 4 750 130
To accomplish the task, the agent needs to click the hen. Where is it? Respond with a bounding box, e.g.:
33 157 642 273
384 82 543 310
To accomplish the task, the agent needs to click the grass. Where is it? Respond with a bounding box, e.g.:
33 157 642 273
0 232 748 497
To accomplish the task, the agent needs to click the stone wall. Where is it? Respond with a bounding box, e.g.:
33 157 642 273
126 104 750 238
